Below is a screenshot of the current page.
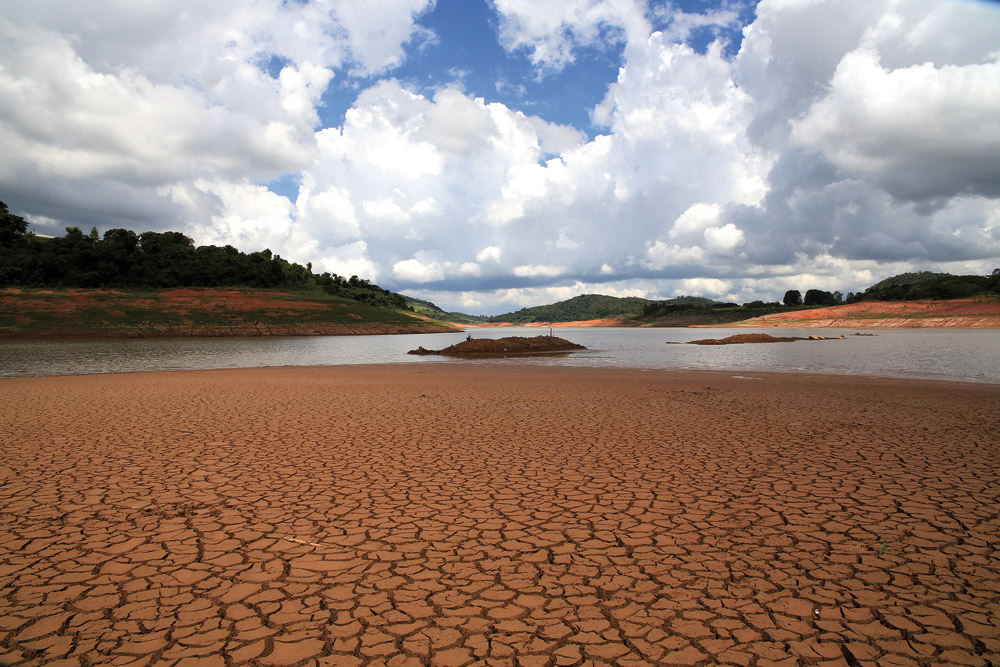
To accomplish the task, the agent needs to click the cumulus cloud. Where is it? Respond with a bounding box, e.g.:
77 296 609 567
392 256 481 283
722 0 1000 285
2 0 999 314
294 78 589 284
0 0 431 234
492 0 649 72
791 49 1000 200
477 246 503 263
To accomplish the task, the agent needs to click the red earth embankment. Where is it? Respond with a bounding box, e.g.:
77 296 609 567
710 298 1000 329
0 287 456 339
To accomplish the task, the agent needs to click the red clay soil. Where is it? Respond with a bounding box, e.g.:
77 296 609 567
0 288 329 316
409 335 586 356
733 298 1000 329
1 365 999 666
689 333 806 345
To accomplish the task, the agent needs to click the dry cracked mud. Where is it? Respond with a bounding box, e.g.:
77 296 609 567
1 365 998 667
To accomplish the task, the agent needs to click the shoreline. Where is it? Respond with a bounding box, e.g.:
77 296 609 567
2 364 998 665
5 360 998 385
4 316 999 340
466 318 1000 330
4 356 1000 386
4 355 1000 386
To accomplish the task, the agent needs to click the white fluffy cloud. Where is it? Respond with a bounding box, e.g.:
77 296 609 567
492 0 649 72
1 0 999 315
791 49 1000 200
0 0 431 232
293 79 589 284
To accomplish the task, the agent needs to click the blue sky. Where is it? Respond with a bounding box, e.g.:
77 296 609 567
1 0 999 314
320 0 758 136
320 1 618 138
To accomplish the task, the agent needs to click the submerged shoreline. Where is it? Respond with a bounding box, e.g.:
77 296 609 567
2 365 998 666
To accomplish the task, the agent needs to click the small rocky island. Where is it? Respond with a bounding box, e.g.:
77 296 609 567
409 335 586 357
688 333 847 345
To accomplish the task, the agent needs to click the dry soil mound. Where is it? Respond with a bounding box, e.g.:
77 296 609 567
409 335 586 356
689 333 807 345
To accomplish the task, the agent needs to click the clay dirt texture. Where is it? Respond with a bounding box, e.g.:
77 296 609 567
1 365 999 667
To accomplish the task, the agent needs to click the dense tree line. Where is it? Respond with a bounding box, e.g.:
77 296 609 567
639 299 794 324
0 202 407 310
782 289 843 306
641 298 745 318
780 272 1000 306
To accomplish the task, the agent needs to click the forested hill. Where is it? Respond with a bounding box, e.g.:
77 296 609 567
853 270 1000 301
487 294 716 324
0 203 406 309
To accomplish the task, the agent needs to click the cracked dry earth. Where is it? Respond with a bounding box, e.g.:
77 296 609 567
1 365 999 667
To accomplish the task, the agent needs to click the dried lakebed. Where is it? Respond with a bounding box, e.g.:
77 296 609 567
1 365 998 666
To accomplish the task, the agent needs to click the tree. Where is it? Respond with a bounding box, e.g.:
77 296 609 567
0 220 410 308
804 289 837 306
783 289 801 306
0 201 28 245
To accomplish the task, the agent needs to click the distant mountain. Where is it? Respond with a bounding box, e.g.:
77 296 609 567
404 296 485 324
486 294 716 324
408 270 1000 329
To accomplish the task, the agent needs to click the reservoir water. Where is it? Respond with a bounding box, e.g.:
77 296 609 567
1 327 998 383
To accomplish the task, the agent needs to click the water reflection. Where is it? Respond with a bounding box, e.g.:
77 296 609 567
1 327 998 383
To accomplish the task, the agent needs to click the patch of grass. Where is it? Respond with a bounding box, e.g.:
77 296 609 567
876 535 902 556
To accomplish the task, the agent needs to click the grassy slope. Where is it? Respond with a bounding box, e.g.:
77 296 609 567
404 296 485 325
0 287 457 338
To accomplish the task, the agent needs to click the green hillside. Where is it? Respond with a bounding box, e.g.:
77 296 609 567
486 294 714 324
404 296 485 324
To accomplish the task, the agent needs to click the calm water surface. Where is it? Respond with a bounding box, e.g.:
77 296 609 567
2 327 998 383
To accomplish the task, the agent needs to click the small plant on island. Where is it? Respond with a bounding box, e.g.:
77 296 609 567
877 535 902 556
